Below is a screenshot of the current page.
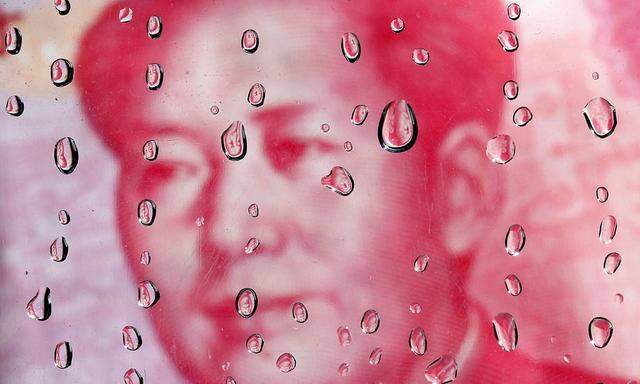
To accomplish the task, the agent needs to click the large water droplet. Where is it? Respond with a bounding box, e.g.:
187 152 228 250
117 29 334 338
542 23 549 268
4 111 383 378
137 199 157 226
241 29 259 53
369 347 383 365
507 3 521 20
54 0 71 15
414 254 430 272
337 362 350 376
390 18 404 33
291 302 308 323
409 302 422 314
321 166 354 196
276 353 296 373
583 97 617 138
598 215 617 244
221 121 247 161
6 95 23 116
492 312 518 352
4 26 21 55
26 287 52 321
246 333 264 354
137 280 159 308
122 325 142 351
247 83 266 107
497 30 518 52
361 309 380 334
146 63 163 90
236 288 258 318
140 250 151 265
50 237 68 262
504 274 522 296
248 203 259 218
244 237 260 254
123 368 143 384
337 326 352 346
409 327 427 355
341 32 361 63
54 137 79 174
505 224 526 256
378 99 417 153
412 48 430 66
589 317 613 348
118 7 133 23
147 16 162 38
596 186 609 203
50 59 73 87
54 341 72 369
351 104 369 125
424 354 458 384
603 252 621 275
513 106 533 126
486 134 515 164
503 80 519 100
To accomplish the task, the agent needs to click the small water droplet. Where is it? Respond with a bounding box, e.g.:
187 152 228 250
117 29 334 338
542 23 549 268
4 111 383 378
337 326 352 346
57 209 70 225
505 224 526 256
504 274 522 296
292 302 308 323
497 30 519 52
26 287 52 321
351 105 369 125
596 186 609 203
53 0 70 15
50 237 68 262
583 97 617 138
588 317 613 348
6 95 23 116
247 203 259 218
409 327 427 355
196 216 205 227
54 137 79 174
53 341 72 369
615 293 624 304
413 254 430 272
4 26 21 55
147 16 162 38
424 354 458 384
507 3 521 20
142 140 158 161
122 325 142 351
603 252 621 275
221 121 247 161
513 106 533 126
244 237 260 254
137 280 160 308
140 250 151 265
592 72 599 80
146 63 163 90
492 312 518 352
321 166 354 196
486 134 515 164
412 48 430 66
409 302 422 314
390 18 404 33
241 29 259 53
137 199 157 226
276 353 296 373
341 32 361 63
337 362 350 376
378 99 418 153
503 80 519 100
361 309 380 334
210 105 220 115
221 361 231 371
550 336 557 344
51 58 73 86
224 377 236 384
247 83 266 107
246 333 264 354
598 215 617 244
123 368 143 384
562 353 571 364
369 347 383 365
321 123 331 133
118 7 133 23
343 141 353 152
236 288 258 318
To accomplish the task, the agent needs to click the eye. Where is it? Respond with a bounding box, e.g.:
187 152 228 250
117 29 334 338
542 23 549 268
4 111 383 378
265 137 309 173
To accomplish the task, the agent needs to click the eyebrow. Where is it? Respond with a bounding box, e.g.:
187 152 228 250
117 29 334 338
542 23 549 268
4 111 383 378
249 104 310 132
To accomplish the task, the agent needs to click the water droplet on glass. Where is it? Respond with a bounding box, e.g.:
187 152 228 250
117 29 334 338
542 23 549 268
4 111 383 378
486 134 515 164
4 26 21 55
414 254 430 272
50 58 73 87
505 224 526 256
492 312 518 352
583 97 617 138
57 209 70 225
513 106 533 126
504 274 522 296
210 105 220 115
321 166 354 196
412 48 430 66
497 30 518 52
147 16 162 38
615 293 624 304
118 7 133 23
122 325 142 351
137 199 157 226
276 353 296 373
221 121 247 161
292 302 308 323
369 347 383 365
603 252 621 275
54 137 79 174
588 317 613 348
503 80 519 100
26 287 52 321
409 327 427 355
562 354 571 364
50 237 68 262
142 140 158 161
221 361 231 371
146 63 163 90
124 368 143 384
343 141 353 152
592 72 599 80
596 186 609 203
409 302 422 314
246 333 264 354
224 376 236 384
424 354 458 384
53 341 72 369
341 32 361 63
338 362 350 376
247 83 266 107
337 326 352 346
195 216 205 227
598 215 617 244
236 288 258 318
390 18 404 33
351 105 369 125
247 203 259 218
550 336 557 344
507 3 521 20
320 123 330 133
140 250 151 265
137 280 160 308
244 237 260 254
378 99 418 153
361 309 380 334
6 95 23 116
241 29 259 53
54 0 71 15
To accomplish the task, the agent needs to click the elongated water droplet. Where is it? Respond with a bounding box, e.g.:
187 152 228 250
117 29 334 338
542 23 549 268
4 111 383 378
54 0 70 15
321 166 354 196
507 3 521 20
497 30 518 52
493 312 518 352
596 186 609 203
361 309 380 334
486 134 515 164
598 215 617 244
140 250 151 265
146 63 163 90
583 97 617 138
505 224 525 256
123 368 143 384
122 325 142 351
424 354 458 384
221 121 247 161
351 105 369 125
248 203 259 218
50 237 68 262
603 252 621 275
54 341 72 369
589 317 613 348
337 326 352 346
276 353 296 372
147 16 162 38
137 280 159 308
562 353 571 364
244 237 260 254
6 95 23 116
378 99 417 153
504 274 522 296
51 58 73 87
137 199 156 226
246 333 264 354
54 137 79 174
241 29 259 53
513 106 533 126
414 254 430 272
341 32 360 63
409 302 422 314
236 288 258 318
4 26 21 55
247 83 266 107
390 18 404 33
503 80 519 100
142 140 158 161
344 141 353 152
412 48 430 66
118 7 133 23
291 302 308 323
369 347 383 365
57 209 70 225
409 327 427 355
26 287 51 321
338 362 350 376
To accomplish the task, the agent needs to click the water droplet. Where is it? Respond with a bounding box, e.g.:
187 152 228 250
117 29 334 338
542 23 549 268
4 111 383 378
210 105 220 115
592 72 599 80
507 3 521 20
236 288 258 318
503 80 519 100
412 48 430 66
615 293 624 304
413 254 430 272
497 30 519 52
146 63 163 90
596 186 609 203
589 317 613 348
291 302 308 323
550 336 557 344
562 354 571 364
598 215 617 244
583 97 617 138
341 32 361 63
142 140 158 161
513 106 533 126
390 18 404 33
54 341 72 369
241 29 259 53
321 166 354 196
343 141 353 152
248 203 259 218
6 95 23 116
221 361 231 371
196 216 205 227
224 376 236 384
50 237 68 262
246 333 264 354
337 326 352 346
603 252 621 275
26 287 52 321
378 99 418 153
122 325 142 351
221 121 247 161
321 123 331 133
276 353 296 373
424 354 458 384
361 309 380 334
54 0 70 15
140 250 151 265
409 303 422 314
486 134 515 164
50 58 73 87
409 327 427 355
244 237 260 254
247 83 266 107
505 224 526 256
118 7 133 23
504 274 522 296
4 26 21 55
492 312 518 352
137 199 157 226
54 137 79 174
57 209 70 225
337 362 350 376
137 280 160 308
369 347 383 365
123 368 143 384
147 15 162 38
351 105 369 125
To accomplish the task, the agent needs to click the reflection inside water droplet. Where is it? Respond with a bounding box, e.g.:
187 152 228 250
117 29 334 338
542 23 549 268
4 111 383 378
424 354 458 384
4 26 21 55
6 95 23 116
242 29 259 53
337 326 352 346
276 353 296 372
122 325 142 351
390 18 404 33
344 141 353 152
486 134 515 164
378 99 418 153
583 97 617 138
50 237 68 262
596 186 609 203
498 30 519 52
123 368 143 384
492 312 518 352
137 280 160 308
321 123 330 133
50 59 73 87
292 302 308 323
603 252 621 275
244 237 260 254
414 254 430 272
341 32 361 63
57 209 70 225
147 15 162 38
598 215 617 244
54 137 79 174
351 105 368 125
236 288 258 318
589 317 613 348
369 347 383 365
119 7 133 23
146 63 163 90
321 166 354 196
412 48 430 66
143 140 158 161
503 80 519 100
54 341 72 369
409 327 427 355
137 199 157 226
246 333 264 354
361 309 380 334
248 203 259 218
337 362 350 376
513 106 533 126
247 83 266 107
507 3 521 20
26 287 51 321
140 250 151 265
505 224 525 256
504 274 522 296
221 121 247 161
409 302 422 314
